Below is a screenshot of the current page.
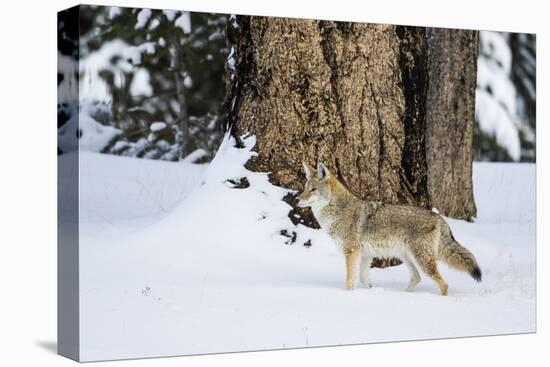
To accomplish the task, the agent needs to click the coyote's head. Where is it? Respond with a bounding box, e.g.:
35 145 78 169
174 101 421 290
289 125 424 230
297 162 333 209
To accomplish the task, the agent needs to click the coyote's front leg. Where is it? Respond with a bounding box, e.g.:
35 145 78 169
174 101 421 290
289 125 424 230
360 254 374 288
345 249 362 290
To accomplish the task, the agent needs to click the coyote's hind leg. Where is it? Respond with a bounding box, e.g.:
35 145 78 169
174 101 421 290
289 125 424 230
412 244 449 296
404 258 421 292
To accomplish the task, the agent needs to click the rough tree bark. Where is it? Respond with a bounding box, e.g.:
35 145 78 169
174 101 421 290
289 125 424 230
426 28 478 220
225 16 478 265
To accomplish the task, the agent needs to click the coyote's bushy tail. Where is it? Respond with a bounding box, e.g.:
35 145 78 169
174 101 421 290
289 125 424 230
439 232 482 282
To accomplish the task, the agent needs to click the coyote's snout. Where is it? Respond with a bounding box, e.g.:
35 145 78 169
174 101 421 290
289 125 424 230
299 162 482 296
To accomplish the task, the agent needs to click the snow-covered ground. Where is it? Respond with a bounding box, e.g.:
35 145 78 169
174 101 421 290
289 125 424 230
79 152 206 237
75 136 535 361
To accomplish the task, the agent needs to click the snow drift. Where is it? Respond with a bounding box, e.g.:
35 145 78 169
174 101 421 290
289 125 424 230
74 135 535 361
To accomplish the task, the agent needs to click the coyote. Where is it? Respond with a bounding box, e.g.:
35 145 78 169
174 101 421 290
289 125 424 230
297 162 482 295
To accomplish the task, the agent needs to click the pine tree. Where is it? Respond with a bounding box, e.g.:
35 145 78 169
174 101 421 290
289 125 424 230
475 31 536 162
76 6 229 160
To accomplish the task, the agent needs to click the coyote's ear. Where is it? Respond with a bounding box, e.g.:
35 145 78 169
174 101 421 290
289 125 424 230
317 162 330 182
303 162 314 179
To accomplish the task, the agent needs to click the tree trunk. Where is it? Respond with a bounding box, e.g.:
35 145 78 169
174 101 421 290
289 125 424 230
225 16 478 265
425 29 478 220
227 17 430 203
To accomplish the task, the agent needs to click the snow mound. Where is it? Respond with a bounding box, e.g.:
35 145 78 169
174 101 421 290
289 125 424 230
161 134 321 247
181 148 208 163
78 151 206 236
473 162 535 223
78 136 535 361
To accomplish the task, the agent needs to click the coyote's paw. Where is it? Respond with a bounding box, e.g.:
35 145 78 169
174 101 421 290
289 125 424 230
405 277 420 292
404 285 416 292
360 275 373 288
361 280 374 288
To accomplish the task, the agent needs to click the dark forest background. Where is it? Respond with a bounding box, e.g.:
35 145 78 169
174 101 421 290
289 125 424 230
58 5 536 163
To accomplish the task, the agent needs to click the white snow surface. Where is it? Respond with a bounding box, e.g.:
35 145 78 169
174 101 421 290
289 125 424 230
78 151 206 236
181 148 208 163
77 136 535 361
